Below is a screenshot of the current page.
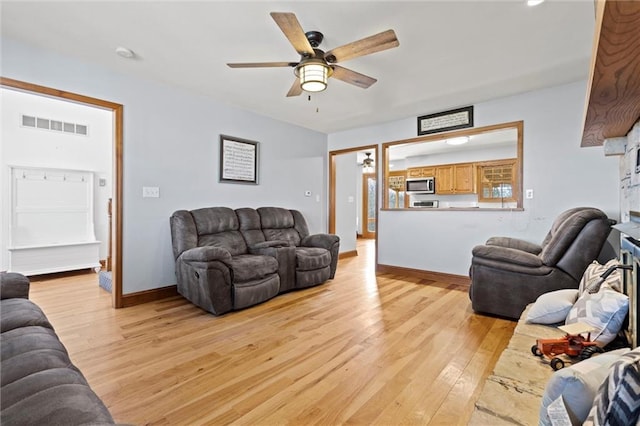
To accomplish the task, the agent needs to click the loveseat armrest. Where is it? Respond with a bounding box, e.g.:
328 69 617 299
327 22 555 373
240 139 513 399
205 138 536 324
180 246 233 263
485 237 542 255
301 234 340 279
301 234 339 250
472 245 544 268
0 272 30 300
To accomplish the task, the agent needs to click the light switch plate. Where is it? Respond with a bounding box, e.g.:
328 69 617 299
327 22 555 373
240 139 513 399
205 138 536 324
142 186 160 198
525 189 534 199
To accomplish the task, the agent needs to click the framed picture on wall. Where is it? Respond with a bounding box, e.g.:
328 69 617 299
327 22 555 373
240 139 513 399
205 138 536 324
219 135 259 184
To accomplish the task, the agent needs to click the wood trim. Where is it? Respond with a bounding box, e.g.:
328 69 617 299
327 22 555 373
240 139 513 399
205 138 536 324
361 173 375 239
516 120 524 209
0 77 122 109
381 121 524 149
328 144 379 268
1 77 125 309
329 154 336 234
581 0 640 147
112 102 124 308
382 120 524 209
338 250 358 260
376 263 471 287
121 285 179 308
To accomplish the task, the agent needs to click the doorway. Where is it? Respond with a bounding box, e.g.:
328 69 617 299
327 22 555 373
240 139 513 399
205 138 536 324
361 172 376 239
329 144 378 264
0 77 124 308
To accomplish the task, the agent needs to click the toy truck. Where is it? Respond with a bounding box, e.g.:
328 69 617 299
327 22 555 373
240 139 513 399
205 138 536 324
531 322 603 370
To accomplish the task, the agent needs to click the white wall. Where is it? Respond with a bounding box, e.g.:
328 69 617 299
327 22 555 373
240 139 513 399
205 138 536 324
329 81 620 275
0 89 112 269
334 153 358 253
1 38 328 293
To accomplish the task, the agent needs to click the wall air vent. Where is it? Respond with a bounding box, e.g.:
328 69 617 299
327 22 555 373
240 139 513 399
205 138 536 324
20 114 89 136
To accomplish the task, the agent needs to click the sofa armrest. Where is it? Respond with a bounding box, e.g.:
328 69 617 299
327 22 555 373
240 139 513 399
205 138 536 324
485 237 542 255
301 234 339 250
180 246 232 263
0 272 30 300
472 245 544 268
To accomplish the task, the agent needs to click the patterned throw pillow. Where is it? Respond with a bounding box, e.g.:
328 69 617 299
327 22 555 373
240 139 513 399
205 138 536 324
579 259 623 295
584 347 640 425
565 288 628 346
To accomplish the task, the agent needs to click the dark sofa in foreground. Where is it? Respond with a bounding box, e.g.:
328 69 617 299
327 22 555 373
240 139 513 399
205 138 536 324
170 206 340 315
0 272 115 425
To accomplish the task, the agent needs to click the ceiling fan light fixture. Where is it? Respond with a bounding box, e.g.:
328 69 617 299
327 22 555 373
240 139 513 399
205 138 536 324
296 61 331 92
362 152 374 171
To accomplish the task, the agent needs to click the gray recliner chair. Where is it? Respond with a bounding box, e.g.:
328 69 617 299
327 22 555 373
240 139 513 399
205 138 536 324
469 207 613 319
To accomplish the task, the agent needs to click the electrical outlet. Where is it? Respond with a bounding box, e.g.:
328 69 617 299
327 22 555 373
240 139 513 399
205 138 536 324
526 189 534 199
142 186 160 198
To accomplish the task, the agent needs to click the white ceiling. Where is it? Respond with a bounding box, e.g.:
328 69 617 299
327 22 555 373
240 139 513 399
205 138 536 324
0 1 596 134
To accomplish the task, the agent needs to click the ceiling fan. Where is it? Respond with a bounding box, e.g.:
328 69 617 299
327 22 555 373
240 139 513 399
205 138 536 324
227 12 399 97
361 152 374 169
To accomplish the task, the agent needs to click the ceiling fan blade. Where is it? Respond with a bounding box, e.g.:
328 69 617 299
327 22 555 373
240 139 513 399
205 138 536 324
331 65 377 89
286 78 303 97
270 12 315 56
227 62 297 68
325 29 399 63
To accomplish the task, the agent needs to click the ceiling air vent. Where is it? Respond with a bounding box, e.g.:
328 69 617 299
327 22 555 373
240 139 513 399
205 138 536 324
21 114 89 136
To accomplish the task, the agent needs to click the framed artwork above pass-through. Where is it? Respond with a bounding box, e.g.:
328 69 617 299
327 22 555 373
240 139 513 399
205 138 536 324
219 135 259 184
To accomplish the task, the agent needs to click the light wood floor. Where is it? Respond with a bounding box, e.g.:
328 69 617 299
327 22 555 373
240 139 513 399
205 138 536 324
28 240 515 425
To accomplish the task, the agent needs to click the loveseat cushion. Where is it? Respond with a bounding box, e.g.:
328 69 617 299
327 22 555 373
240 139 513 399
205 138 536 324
226 254 279 282
0 299 53 333
258 207 303 246
295 247 331 271
192 207 248 256
233 274 280 310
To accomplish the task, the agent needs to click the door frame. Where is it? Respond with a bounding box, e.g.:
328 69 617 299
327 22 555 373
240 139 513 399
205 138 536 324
329 144 378 265
1 77 124 308
361 172 376 239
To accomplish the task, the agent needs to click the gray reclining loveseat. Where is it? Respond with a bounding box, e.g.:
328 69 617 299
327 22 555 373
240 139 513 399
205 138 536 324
170 206 340 315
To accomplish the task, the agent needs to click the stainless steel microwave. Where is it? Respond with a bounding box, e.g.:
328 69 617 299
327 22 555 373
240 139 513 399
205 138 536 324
406 177 435 194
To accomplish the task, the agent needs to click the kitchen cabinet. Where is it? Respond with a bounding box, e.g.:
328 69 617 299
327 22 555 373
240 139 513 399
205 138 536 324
435 163 475 194
476 159 517 202
407 166 435 178
387 170 409 208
